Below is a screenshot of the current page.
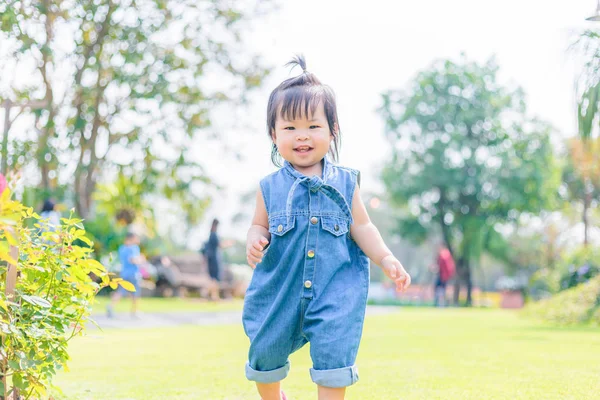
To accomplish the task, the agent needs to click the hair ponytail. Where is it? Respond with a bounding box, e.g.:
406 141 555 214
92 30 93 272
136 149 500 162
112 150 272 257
286 54 307 73
267 55 341 167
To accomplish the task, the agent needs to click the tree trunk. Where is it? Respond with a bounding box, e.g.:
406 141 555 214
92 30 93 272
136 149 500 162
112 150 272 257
38 0 55 192
453 257 463 306
452 257 473 306
583 188 591 247
452 278 461 306
465 258 473 306
70 4 113 218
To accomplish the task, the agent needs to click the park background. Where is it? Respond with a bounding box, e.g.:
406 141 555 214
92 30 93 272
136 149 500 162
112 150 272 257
1 1 600 399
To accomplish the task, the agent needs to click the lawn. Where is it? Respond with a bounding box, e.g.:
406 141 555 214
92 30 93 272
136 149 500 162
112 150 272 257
53 308 600 400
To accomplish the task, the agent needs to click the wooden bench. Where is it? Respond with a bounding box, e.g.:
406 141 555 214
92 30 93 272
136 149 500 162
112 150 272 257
152 254 237 299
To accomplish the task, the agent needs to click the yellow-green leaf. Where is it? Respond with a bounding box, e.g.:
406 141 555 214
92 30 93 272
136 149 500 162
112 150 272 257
0 251 17 266
0 298 8 314
4 229 18 246
78 235 93 246
119 280 136 292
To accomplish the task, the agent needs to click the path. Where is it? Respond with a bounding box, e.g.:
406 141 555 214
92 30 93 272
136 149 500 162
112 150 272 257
90 306 398 330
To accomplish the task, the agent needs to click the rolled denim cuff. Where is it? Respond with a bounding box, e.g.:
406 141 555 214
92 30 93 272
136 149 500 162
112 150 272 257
245 360 290 383
309 364 359 388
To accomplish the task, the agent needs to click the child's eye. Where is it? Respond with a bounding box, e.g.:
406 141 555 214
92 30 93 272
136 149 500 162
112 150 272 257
310 125 320 129
284 126 295 131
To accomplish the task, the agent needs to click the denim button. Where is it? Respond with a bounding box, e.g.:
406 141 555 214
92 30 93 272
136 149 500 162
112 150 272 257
304 280 312 288
334 224 339 231
307 250 315 258
277 225 283 233
310 216 318 224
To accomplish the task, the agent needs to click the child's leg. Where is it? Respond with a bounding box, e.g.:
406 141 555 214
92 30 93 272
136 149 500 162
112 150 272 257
131 294 139 315
110 290 121 306
317 385 345 400
106 290 121 317
256 382 282 400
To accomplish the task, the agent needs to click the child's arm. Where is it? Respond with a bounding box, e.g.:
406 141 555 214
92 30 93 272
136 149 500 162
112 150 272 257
246 189 271 269
349 184 411 292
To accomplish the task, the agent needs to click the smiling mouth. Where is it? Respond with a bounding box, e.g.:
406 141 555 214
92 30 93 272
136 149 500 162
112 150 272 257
294 146 313 153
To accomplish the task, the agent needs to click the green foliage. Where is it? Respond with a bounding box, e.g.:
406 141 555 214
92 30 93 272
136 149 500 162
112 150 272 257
0 0 272 223
379 56 560 296
0 189 124 398
558 246 600 290
529 246 600 299
80 212 127 261
524 275 600 325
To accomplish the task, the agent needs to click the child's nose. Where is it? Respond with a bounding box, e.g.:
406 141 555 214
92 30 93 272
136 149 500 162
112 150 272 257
296 129 310 140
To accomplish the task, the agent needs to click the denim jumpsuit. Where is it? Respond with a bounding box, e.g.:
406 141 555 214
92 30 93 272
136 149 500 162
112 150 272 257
242 158 370 388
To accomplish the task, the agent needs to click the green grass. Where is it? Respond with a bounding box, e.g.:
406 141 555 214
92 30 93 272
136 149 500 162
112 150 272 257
53 308 600 400
91 295 244 314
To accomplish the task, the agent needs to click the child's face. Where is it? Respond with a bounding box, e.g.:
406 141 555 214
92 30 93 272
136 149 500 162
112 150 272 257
272 102 334 172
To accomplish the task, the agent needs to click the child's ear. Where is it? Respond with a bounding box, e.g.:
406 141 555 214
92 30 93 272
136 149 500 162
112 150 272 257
270 129 277 143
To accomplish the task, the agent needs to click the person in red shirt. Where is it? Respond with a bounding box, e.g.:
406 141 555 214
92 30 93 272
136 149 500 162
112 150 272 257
431 243 456 307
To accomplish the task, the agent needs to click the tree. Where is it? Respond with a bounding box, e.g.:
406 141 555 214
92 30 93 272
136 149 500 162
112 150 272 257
574 30 600 141
571 30 600 246
379 56 559 306
0 0 271 220
561 137 600 246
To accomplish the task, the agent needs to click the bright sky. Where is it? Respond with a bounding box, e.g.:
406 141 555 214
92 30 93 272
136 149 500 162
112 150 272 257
192 0 596 245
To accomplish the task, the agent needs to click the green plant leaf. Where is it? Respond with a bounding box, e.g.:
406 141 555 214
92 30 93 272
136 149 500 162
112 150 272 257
78 235 93 246
13 372 28 390
21 295 52 309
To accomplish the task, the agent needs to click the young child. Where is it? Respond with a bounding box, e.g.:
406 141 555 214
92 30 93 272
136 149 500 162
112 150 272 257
243 55 411 400
107 232 145 318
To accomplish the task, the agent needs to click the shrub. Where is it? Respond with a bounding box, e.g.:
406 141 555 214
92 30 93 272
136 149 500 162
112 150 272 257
0 188 126 398
524 275 600 325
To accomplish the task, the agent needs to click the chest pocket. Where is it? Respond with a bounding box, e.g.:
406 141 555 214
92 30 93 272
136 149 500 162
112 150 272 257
321 216 349 237
268 215 296 236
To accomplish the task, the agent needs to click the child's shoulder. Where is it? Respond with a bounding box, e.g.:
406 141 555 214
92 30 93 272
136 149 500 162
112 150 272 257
330 163 362 187
332 163 359 175
259 167 287 185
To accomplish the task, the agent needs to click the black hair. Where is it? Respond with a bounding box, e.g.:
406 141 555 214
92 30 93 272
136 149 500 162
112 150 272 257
125 232 137 240
211 218 219 231
267 55 341 167
41 199 55 213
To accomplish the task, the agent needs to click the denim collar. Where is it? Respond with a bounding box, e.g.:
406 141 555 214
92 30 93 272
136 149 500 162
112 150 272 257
283 157 332 183
282 157 352 222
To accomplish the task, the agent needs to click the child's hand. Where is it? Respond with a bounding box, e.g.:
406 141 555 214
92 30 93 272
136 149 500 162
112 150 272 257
380 255 411 293
246 236 269 269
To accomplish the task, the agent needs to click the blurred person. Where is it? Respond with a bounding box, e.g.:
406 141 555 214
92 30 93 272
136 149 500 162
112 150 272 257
39 199 61 233
242 55 411 400
430 242 456 307
202 218 235 300
204 218 223 284
106 232 145 318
